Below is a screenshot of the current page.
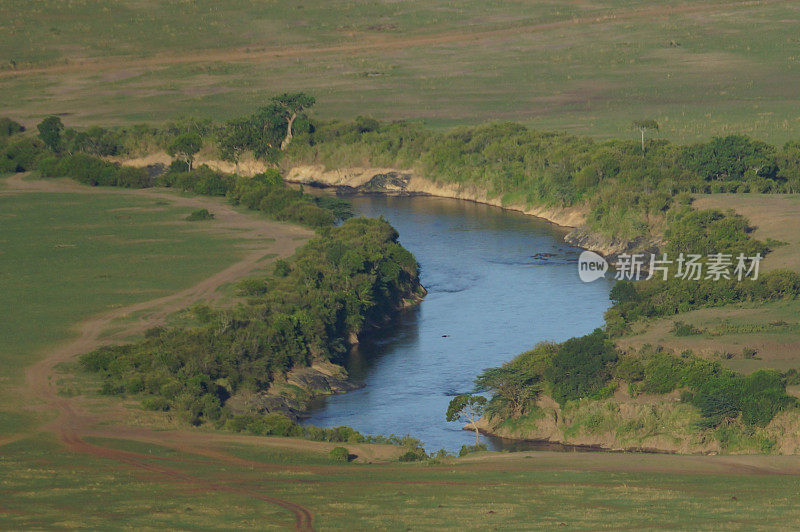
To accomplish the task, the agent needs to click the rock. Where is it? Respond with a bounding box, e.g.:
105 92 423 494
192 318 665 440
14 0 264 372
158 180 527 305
226 361 362 421
286 361 362 395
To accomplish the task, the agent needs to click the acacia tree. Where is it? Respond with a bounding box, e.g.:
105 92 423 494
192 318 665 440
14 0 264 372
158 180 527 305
37 116 64 152
271 92 315 150
168 132 202 171
633 119 659 154
446 394 487 446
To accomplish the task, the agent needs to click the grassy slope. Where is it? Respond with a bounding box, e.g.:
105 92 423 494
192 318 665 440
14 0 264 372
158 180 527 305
4 434 800 529
0 178 245 432
1 1 800 142
619 193 800 372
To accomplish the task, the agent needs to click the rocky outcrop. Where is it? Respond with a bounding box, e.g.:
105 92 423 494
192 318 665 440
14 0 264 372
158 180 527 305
226 361 363 421
564 227 663 264
286 360 362 396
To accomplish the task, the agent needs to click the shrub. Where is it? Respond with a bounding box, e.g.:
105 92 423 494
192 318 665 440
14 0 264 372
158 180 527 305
37 153 150 188
141 396 170 411
458 443 488 457
398 448 427 462
1 137 45 172
273 259 291 277
545 330 617 405
329 446 350 462
185 208 214 221
0 117 24 137
672 321 701 336
227 414 304 437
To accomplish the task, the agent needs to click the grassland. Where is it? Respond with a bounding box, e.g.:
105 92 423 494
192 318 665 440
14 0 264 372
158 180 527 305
2 1 800 142
0 178 230 434
5 432 800 530
619 193 800 372
0 173 309 436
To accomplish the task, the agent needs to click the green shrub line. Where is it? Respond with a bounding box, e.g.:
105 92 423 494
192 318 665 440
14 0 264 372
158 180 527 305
6 108 800 242
479 332 798 432
479 205 800 449
79 217 424 429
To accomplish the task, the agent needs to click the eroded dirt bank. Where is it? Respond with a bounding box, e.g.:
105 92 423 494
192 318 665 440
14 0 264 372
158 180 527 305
115 154 657 259
284 164 658 260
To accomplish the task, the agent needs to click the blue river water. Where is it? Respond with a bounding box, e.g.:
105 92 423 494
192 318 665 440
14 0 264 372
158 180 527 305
303 195 613 452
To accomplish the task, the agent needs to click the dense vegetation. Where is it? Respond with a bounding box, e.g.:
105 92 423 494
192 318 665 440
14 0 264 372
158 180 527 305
478 203 800 447
0 115 351 229
478 335 797 432
286 121 800 239
80 217 424 426
8 107 800 242
604 208 800 334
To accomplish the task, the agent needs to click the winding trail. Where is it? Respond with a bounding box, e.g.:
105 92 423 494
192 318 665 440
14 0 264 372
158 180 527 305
5 174 316 531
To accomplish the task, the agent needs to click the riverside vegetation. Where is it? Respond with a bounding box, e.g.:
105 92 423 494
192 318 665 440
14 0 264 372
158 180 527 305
4 101 800 453
474 212 800 453
0 113 429 455
7 110 800 242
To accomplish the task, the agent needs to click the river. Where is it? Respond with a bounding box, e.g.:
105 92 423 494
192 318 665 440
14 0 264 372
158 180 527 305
303 194 614 452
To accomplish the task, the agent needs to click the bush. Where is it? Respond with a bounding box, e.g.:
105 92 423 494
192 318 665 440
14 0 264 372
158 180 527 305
142 396 170 411
0 117 24 137
1 137 45 172
672 321 701 336
545 330 617 405
185 208 214 221
458 443 488 457
171 165 233 196
398 448 427 462
226 414 304 437
329 446 350 462
37 153 150 188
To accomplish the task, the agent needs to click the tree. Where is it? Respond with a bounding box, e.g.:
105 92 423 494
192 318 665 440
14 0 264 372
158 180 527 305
0 117 24 137
168 133 202 171
249 105 286 162
217 118 253 173
271 92 315 150
37 115 64 152
632 119 659 154
446 394 487 446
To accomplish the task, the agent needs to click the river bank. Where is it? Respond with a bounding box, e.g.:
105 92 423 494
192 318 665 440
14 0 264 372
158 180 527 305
284 164 661 261
112 153 660 261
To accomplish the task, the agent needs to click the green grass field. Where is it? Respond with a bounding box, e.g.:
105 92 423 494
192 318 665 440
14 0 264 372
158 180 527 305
0 177 247 433
2 1 800 142
618 193 800 372
619 299 800 373
4 433 800 530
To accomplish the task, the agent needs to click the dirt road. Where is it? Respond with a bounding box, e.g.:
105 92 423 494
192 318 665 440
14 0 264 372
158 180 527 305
6 174 316 531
